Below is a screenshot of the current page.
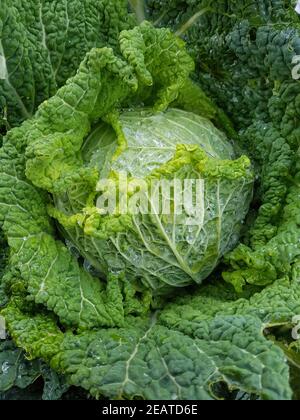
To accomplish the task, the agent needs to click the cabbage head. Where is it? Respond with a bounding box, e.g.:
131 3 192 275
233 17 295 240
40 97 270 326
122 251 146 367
53 108 253 294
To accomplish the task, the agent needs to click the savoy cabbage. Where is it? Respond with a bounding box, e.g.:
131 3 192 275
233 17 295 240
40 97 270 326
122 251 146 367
52 107 253 295
1 0 300 401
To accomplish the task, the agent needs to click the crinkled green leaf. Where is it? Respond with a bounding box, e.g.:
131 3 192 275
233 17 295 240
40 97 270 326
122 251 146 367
160 276 300 334
2 283 294 400
0 137 126 329
0 339 69 399
0 0 135 127
40 365 69 401
6 261 300 400
0 232 8 307
0 340 40 392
